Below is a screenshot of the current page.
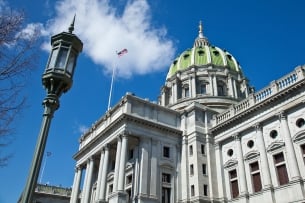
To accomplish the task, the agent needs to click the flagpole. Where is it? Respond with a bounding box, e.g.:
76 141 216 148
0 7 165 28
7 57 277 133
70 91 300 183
39 153 48 183
107 49 127 111
107 62 116 111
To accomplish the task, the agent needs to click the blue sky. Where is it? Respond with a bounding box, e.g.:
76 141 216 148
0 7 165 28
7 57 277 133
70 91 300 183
1 0 305 202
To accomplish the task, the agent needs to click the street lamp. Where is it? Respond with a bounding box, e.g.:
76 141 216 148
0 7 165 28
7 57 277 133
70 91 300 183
20 17 83 203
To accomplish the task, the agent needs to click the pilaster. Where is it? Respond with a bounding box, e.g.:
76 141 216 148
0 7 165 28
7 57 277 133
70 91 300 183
278 112 301 180
233 133 248 196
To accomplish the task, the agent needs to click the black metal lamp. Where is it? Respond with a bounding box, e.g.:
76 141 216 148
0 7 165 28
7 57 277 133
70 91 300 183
20 17 83 203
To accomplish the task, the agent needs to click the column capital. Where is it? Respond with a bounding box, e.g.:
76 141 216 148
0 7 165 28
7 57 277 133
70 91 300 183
253 123 262 131
119 130 130 137
214 142 222 150
116 134 122 141
232 132 241 141
75 165 82 172
102 144 110 151
277 111 287 120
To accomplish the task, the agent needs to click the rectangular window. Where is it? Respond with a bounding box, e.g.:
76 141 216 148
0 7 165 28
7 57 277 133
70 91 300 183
191 185 195 196
162 173 171 183
185 87 190 98
200 84 207 94
202 164 207 175
129 149 134 159
190 164 194 175
189 145 193 156
163 146 170 158
201 144 205 155
250 162 262 192
301 144 305 164
126 174 133 185
162 188 171 203
109 184 113 194
273 152 289 185
203 184 208 196
229 169 239 198
127 189 132 202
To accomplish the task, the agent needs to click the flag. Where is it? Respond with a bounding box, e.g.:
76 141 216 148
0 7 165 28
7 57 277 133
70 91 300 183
46 152 52 157
117 48 128 57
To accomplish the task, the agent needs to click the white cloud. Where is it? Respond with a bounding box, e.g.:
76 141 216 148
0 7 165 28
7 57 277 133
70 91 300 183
42 0 175 78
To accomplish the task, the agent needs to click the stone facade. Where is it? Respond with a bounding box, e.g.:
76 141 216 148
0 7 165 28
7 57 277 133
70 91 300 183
70 25 305 203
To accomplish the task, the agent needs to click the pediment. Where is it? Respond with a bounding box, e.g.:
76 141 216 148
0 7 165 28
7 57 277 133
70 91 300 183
126 162 133 170
267 141 285 152
293 130 305 143
159 162 174 170
244 150 260 161
223 159 238 169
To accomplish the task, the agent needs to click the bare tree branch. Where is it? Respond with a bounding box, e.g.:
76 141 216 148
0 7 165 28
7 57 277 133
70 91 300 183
0 8 41 167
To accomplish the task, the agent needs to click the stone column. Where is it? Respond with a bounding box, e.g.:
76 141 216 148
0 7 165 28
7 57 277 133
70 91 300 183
95 149 105 201
139 137 150 195
118 134 128 191
113 136 122 192
180 135 189 201
233 80 238 99
208 74 213 96
234 134 248 196
213 74 218 96
150 139 158 198
206 133 214 199
254 124 272 188
172 82 177 104
99 145 110 200
215 143 226 200
228 75 234 97
82 157 94 203
160 86 166 106
279 112 301 180
70 166 82 203
189 72 197 98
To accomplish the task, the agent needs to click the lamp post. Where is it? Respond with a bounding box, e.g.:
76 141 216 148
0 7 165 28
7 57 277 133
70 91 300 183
20 17 83 203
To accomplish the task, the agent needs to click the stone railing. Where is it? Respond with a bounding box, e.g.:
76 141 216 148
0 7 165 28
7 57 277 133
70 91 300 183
35 184 72 196
215 65 304 125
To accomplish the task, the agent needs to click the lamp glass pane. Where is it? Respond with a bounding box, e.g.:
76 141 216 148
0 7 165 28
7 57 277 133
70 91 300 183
66 52 76 74
55 48 68 69
47 48 58 70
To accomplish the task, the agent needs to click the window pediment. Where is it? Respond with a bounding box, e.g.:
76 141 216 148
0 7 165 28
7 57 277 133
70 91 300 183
293 130 305 143
267 141 285 152
159 162 174 170
243 150 260 161
223 159 238 169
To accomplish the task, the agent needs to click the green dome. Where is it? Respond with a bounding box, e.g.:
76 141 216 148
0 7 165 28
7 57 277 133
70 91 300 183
167 22 242 79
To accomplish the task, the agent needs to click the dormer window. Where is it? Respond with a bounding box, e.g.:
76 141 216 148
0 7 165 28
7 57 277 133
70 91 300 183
198 50 204 56
213 50 219 56
183 54 190 59
227 54 232 60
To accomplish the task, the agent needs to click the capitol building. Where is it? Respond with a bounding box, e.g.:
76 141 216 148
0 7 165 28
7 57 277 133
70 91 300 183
69 22 305 203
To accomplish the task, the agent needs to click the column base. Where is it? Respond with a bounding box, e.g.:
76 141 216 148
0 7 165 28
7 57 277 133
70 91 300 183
95 200 108 203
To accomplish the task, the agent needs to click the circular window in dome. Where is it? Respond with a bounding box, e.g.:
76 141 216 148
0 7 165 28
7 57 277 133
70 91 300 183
270 130 278 139
296 118 305 128
227 149 234 157
247 140 254 148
